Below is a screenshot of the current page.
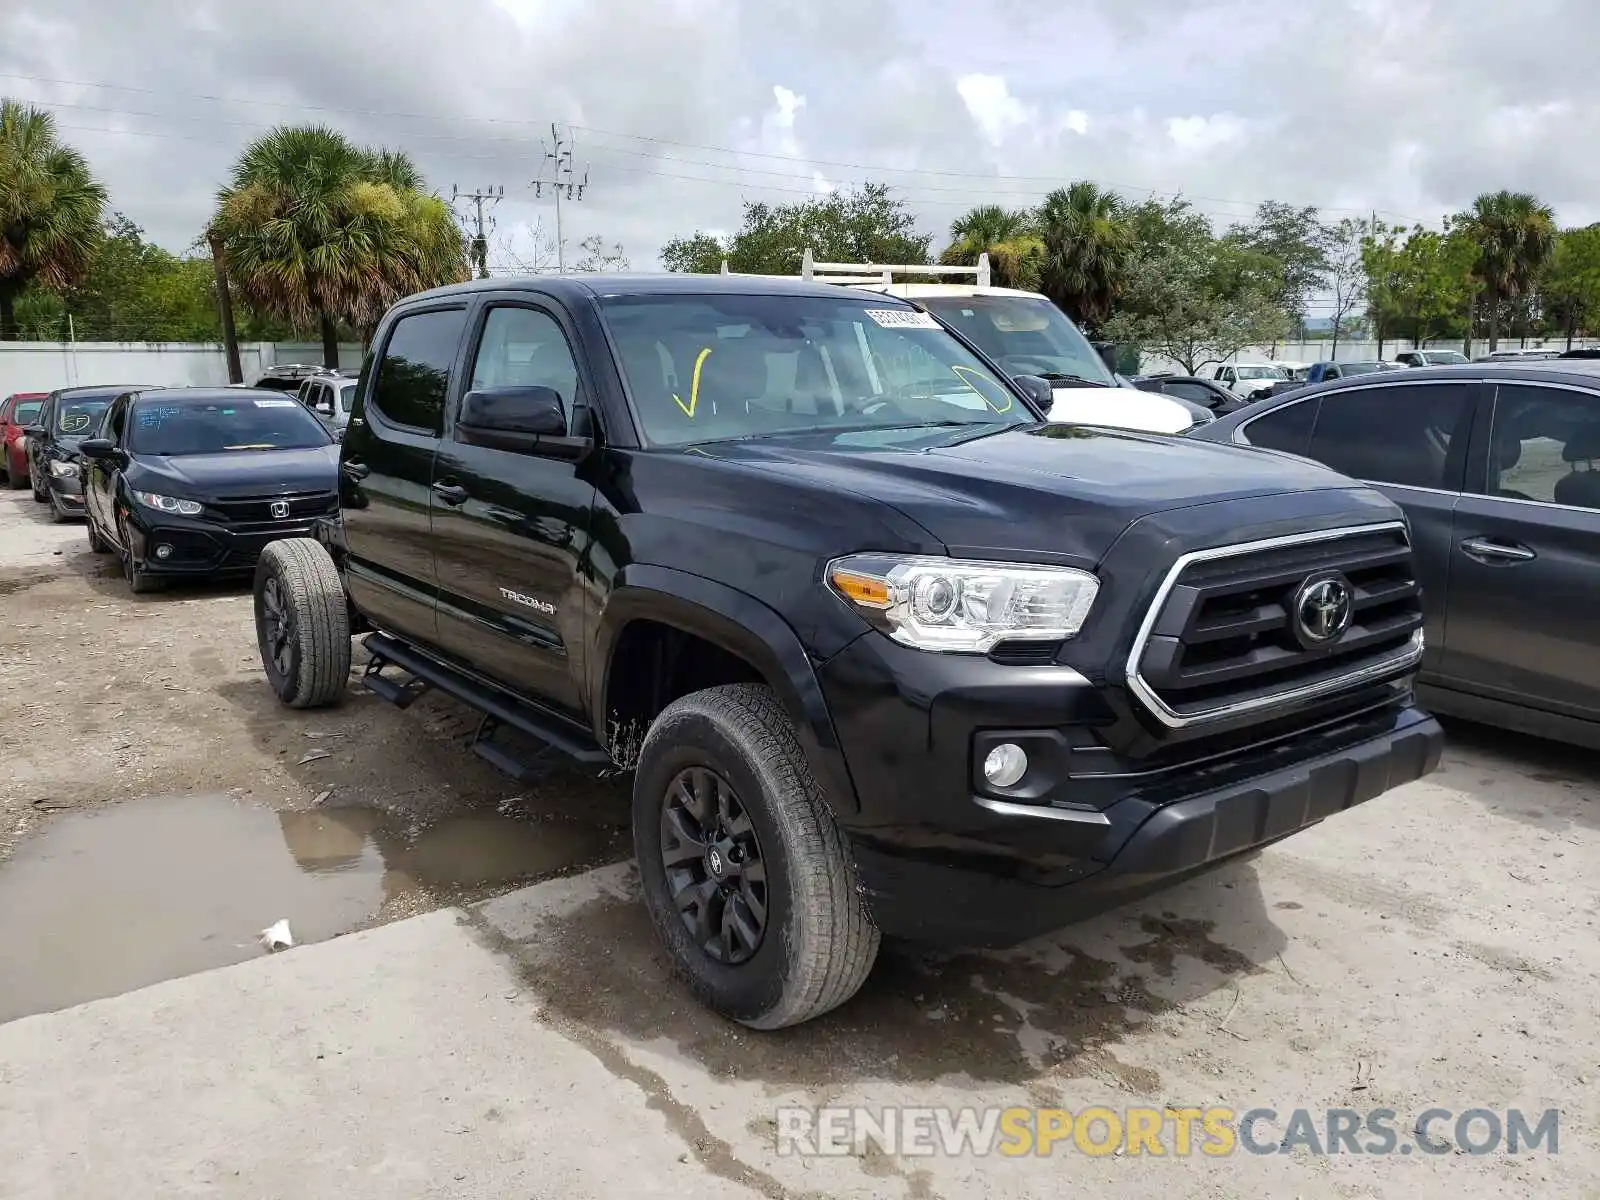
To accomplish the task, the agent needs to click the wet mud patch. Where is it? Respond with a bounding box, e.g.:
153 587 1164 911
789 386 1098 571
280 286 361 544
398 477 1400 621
490 887 1264 1095
0 792 625 1023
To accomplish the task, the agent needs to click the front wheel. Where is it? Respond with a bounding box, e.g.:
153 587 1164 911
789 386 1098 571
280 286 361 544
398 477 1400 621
254 538 351 708
633 684 879 1030
86 513 110 553
118 515 159 594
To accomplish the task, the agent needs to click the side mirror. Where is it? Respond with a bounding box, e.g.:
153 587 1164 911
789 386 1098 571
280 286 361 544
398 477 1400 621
1092 342 1119 374
455 385 590 459
1012 374 1054 414
77 438 116 460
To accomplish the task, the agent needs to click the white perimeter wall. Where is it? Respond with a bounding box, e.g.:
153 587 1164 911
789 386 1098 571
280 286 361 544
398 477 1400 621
0 342 367 396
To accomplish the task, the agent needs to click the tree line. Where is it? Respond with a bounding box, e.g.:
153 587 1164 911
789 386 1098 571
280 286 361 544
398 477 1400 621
6 95 1597 375
664 183 1599 373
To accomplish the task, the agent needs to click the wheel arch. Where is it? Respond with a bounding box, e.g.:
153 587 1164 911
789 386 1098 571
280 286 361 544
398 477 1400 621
592 565 861 816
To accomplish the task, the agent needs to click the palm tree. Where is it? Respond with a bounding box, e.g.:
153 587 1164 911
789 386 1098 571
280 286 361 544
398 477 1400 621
209 125 468 366
0 100 107 339
1034 182 1135 333
939 205 1044 289
1463 190 1556 352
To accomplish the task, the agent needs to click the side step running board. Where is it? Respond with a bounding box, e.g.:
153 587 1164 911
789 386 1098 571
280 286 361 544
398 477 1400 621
361 631 612 773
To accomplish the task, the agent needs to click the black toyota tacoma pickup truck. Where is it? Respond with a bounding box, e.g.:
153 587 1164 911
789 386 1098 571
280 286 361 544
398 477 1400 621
253 273 1443 1029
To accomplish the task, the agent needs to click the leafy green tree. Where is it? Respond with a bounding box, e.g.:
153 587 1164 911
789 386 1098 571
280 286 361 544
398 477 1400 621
209 125 469 365
1362 221 1477 350
0 100 107 339
938 205 1044 289
1035 182 1135 333
1461 190 1556 352
1225 201 1331 336
1538 224 1600 348
661 183 930 276
1103 210 1288 374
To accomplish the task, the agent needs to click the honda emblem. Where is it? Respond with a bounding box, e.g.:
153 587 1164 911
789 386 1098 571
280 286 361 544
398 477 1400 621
270 500 290 519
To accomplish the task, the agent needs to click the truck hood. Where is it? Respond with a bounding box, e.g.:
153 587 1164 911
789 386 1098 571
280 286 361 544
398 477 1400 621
693 424 1365 565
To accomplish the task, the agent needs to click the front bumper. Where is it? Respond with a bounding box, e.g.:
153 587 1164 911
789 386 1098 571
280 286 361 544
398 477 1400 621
817 632 1442 948
126 512 324 576
46 471 85 510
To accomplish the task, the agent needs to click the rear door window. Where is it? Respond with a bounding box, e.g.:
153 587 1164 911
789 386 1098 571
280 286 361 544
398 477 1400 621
1487 383 1600 510
371 309 469 434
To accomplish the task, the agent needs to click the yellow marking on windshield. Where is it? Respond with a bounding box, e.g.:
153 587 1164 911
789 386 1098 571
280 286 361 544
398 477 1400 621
672 347 713 417
951 365 1012 413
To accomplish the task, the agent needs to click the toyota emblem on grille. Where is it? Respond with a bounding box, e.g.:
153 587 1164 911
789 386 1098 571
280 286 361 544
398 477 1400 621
1292 573 1353 645
270 500 290 519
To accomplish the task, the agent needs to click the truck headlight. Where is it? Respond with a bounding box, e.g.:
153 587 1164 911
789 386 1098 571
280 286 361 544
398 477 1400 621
48 460 78 478
827 554 1099 653
133 490 204 516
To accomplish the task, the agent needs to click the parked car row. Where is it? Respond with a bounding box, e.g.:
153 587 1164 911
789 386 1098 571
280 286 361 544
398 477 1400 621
8 381 340 593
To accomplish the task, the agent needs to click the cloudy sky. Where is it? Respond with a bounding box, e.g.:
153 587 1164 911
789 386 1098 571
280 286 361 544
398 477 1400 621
2 0 1593 271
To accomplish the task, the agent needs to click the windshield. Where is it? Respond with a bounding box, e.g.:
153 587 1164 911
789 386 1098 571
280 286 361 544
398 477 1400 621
1338 362 1387 375
1426 351 1467 365
12 401 41 425
1237 366 1287 380
599 293 1034 448
57 399 111 436
127 396 333 455
918 295 1115 386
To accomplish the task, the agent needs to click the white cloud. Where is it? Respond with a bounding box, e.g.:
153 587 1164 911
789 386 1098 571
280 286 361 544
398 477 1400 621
955 73 1032 145
5 0 1600 267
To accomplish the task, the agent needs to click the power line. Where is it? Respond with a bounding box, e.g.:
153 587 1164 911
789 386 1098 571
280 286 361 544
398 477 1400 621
449 184 504 279
4 69 1421 221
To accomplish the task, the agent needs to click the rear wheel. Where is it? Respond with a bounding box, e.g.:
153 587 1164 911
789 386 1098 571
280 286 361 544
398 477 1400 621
254 537 351 708
632 684 879 1029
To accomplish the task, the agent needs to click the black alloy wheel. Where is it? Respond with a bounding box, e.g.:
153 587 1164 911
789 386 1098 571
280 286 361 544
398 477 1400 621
660 766 768 965
258 574 295 681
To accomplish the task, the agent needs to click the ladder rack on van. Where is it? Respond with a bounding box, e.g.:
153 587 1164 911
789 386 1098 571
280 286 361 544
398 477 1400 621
719 248 991 288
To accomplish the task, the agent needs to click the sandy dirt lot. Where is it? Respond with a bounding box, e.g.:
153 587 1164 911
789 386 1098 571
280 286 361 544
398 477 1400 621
2 485 1598 1198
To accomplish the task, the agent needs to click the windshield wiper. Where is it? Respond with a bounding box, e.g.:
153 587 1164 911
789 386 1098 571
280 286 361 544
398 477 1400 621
1034 372 1111 387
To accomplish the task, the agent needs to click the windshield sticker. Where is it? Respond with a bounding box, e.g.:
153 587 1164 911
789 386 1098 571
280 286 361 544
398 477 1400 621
950 365 1013 414
136 406 184 428
863 309 940 330
253 398 297 408
59 411 95 433
672 347 713 418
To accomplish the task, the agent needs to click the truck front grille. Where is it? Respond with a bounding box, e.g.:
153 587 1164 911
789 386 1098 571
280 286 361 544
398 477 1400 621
1126 522 1424 728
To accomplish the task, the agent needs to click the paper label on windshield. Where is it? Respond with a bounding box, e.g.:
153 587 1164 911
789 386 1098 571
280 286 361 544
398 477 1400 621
253 398 297 407
863 309 940 329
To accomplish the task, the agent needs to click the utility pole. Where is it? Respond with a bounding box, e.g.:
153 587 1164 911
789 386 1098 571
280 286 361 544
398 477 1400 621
533 125 588 273
450 184 504 279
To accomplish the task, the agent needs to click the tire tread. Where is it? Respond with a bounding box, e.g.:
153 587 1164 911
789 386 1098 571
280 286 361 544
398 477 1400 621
256 538 351 709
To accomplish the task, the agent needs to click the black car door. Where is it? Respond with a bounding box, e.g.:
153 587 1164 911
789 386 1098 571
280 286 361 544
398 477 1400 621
1440 379 1600 722
338 304 471 646
83 395 129 534
429 296 598 718
1237 379 1477 677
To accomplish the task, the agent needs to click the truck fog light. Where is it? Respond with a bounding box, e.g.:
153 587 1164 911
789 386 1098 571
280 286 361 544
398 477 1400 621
983 743 1028 788
154 544 173 560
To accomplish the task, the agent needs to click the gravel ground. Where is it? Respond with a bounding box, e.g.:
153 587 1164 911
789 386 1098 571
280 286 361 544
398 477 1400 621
2 485 1598 1197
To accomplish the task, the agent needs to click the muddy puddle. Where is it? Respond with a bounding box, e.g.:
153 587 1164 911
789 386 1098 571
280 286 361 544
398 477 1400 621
0 793 624 1023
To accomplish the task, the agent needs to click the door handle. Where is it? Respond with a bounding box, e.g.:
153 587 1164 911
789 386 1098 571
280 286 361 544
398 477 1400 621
431 481 470 507
341 460 370 480
1460 537 1536 563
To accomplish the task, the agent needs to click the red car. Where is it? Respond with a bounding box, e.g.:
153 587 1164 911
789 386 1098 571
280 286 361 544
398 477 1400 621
1 392 47 490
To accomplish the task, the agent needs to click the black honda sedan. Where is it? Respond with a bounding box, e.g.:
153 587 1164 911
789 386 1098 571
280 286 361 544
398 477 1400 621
78 388 340 593
1191 361 1600 749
